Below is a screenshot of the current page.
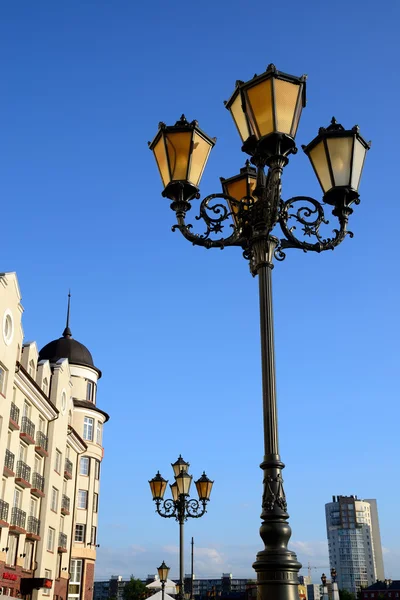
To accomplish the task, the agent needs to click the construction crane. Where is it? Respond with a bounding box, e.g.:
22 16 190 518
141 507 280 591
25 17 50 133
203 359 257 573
304 562 331 580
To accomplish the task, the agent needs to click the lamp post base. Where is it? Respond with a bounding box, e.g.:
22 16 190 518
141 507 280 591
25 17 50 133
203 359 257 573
253 549 301 600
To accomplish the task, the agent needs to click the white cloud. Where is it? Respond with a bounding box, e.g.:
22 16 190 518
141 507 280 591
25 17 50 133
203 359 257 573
94 540 400 582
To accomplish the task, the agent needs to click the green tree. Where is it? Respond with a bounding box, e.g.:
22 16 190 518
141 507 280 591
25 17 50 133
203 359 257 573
339 590 356 600
123 577 147 600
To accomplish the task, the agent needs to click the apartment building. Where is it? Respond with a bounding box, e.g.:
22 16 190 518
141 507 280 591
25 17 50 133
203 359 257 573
325 495 384 594
0 273 109 600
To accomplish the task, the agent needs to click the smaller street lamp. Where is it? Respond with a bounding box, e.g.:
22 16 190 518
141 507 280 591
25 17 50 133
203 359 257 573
321 573 329 600
149 457 213 600
157 561 170 600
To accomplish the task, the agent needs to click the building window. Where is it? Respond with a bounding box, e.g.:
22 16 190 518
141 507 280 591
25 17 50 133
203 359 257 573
47 527 55 552
3 311 13 346
28 360 35 377
30 498 37 518
86 381 94 402
19 443 27 463
77 490 87 510
80 457 90 476
23 541 34 570
6 535 18 566
57 552 62 578
69 559 82 597
51 487 59 512
93 492 98 512
94 459 100 480
91 526 97 545
38 416 46 434
83 417 94 441
43 378 49 395
96 421 102 445
54 449 62 473
74 524 85 542
0 365 6 395
23 400 31 419
13 487 21 509
43 570 52 595
61 391 67 413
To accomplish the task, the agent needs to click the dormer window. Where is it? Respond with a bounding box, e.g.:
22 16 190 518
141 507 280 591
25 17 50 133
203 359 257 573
43 377 48 395
28 360 35 378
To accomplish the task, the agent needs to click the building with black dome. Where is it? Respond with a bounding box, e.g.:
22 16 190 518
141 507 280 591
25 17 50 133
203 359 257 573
0 273 109 600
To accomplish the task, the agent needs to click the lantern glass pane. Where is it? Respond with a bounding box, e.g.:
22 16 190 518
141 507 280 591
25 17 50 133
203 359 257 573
150 477 167 500
273 79 301 136
246 79 273 138
170 483 178 502
226 178 247 204
172 456 189 477
351 138 367 191
176 472 192 496
309 141 332 193
229 93 250 142
189 132 212 186
153 136 170 187
290 87 304 137
165 131 192 181
196 479 213 500
327 137 353 187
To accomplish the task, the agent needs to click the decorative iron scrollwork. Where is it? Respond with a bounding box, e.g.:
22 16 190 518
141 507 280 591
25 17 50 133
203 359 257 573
155 496 207 523
170 161 356 271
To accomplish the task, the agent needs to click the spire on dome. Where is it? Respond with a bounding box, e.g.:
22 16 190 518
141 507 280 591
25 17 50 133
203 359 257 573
63 290 72 338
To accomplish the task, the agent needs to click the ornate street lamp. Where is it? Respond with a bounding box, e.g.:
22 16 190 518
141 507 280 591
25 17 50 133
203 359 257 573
149 457 213 600
149 63 370 600
158 561 170 600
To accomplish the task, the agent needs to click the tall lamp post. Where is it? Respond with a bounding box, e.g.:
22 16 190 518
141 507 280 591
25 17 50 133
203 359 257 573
149 456 213 600
148 64 370 600
158 561 170 600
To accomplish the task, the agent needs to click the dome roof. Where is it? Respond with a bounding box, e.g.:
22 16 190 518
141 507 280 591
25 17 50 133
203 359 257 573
39 331 95 369
38 293 101 376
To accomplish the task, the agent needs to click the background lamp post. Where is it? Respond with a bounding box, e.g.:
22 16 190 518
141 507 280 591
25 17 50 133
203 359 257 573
149 457 213 600
157 561 170 600
149 63 370 600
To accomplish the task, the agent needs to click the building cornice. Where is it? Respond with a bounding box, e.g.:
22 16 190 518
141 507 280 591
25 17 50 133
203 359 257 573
73 399 110 422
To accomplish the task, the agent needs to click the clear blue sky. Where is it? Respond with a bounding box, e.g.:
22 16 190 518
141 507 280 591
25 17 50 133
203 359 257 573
1 0 399 582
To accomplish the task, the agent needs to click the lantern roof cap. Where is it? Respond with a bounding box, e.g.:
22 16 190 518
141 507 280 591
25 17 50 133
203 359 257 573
225 64 307 110
148 116 216 150
302 118 372 155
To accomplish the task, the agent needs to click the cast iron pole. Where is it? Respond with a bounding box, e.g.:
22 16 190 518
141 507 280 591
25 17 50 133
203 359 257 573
191 537 194 600
252 238 301 600
179 496 185 600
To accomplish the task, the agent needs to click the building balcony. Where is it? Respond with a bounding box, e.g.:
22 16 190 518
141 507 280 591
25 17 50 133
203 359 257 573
26 516 41 541
3 449 15 477
0 499 9 527
9 402 20 430
64 458 73 480
35 431 49 457
10 507 26 534
58 532 68 553
61 494 70 515
16 460 31 488
31 472 45 498
20 417 36 445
